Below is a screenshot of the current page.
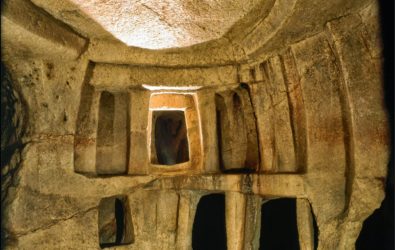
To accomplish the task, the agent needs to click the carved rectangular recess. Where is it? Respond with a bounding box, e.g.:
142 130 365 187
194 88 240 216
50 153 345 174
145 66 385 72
148 93 201 173
74 87 130 175
96 91 130 175
215 85 259 172
98 195 134 248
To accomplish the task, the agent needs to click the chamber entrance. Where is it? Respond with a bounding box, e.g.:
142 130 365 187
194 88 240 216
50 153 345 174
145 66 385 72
152 110 189 165
192 193 227 250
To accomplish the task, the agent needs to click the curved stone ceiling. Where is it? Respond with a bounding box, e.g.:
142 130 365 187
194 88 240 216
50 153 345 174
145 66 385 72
68 0 262 49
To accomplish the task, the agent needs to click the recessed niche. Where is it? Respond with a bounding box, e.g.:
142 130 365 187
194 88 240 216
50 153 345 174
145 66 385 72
151 110 189 165
98 196 134 248
259 198 299 250
96 91 129 175
148 93 201 172
215 88 258 172
192 193 227 250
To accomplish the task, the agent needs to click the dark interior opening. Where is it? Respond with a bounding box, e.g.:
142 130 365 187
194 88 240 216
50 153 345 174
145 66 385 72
259 198 299 250
192 193 227 250
99 196 134 248
153 110 189 165
356 171 394 250
114 199 125 244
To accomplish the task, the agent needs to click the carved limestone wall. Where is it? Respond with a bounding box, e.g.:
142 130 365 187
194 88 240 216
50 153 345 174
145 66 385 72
1 0 390 249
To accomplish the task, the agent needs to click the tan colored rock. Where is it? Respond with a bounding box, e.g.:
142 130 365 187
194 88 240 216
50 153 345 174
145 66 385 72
1 0 389 249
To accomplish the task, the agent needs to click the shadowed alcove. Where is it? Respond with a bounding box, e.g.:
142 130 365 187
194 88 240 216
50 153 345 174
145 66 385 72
259 198 299 250
152 110 189 165
215 88 258 173
96 91 129 175
192 193 227 250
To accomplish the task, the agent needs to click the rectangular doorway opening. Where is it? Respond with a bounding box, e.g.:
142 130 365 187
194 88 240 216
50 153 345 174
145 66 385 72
151 110 189 165
259 198 299 250
192 193 227 250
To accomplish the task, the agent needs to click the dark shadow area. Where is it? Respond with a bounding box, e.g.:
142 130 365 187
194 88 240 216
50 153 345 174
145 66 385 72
260 198 299 250
153 111 189 165
312 207 319 250
98 196 134 248
1 62 26 250
222 168 255 174
0 63 22 168
356 1 394 249
114 199 125 244
192 193 227 250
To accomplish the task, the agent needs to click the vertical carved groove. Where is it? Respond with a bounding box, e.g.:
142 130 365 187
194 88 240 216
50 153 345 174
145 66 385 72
280 49 308 172
258 62 276 173
265 57 296 172
325 28 356 214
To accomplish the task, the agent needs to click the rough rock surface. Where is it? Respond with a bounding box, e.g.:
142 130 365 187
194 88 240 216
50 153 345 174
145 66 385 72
0 0 390 249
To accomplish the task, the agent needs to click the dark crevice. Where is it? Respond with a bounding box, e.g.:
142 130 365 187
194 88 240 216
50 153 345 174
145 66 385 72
222 168 255 174
115 199 125 244
312 205 319 250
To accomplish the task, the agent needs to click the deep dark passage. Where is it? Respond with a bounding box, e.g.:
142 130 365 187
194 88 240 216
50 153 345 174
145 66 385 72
192 193 227 250
154 111 189 165
259 198 299 250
